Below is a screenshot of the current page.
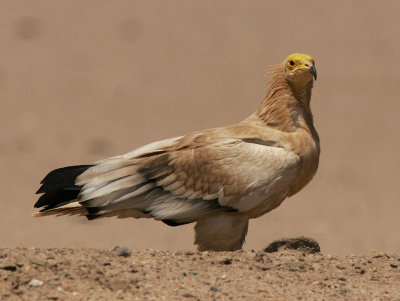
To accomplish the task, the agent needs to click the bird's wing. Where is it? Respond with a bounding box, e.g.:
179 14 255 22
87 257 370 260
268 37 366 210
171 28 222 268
75 127 300 223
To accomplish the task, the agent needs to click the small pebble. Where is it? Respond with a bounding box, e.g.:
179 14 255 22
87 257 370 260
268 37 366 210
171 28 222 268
219 258 232 265
256 265 270 271
0 265 17 271
29 279 44 287
31 259 45 266
210 286 219 292
288 266 300 272
220 274 227 280
117 247 132 257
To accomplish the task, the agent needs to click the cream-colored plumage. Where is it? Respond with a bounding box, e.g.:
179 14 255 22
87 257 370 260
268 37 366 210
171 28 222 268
34 53 320 251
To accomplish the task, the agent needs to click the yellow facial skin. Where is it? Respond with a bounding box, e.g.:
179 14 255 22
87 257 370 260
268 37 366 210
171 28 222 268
284 53 317 82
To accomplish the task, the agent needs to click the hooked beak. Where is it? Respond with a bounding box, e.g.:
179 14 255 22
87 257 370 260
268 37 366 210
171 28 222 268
309 65 317 81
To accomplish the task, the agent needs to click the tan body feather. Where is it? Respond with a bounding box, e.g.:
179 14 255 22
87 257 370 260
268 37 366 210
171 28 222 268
34 54 320 251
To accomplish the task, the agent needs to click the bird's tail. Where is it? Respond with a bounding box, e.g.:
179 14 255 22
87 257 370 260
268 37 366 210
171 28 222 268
34 165 93 213
32 203 88 217
33 163 156 220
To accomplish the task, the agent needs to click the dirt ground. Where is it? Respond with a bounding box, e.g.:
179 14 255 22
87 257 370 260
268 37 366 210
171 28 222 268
1 246 399 300
1 1 400 299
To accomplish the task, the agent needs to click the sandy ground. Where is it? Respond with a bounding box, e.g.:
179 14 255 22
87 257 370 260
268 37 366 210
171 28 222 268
1 245 399 300
1 4 400 300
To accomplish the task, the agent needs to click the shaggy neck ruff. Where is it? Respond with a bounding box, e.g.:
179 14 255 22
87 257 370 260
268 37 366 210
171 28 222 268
255 65 315 135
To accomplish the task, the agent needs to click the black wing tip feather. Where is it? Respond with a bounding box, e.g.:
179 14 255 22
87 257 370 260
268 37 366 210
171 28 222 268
35 165 94 211
36 165 93 194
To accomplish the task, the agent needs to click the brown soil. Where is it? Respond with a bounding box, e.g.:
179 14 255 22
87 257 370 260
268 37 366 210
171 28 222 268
1 246 399 300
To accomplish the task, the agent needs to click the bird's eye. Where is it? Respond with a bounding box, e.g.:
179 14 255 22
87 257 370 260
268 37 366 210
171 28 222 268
289 60 295 66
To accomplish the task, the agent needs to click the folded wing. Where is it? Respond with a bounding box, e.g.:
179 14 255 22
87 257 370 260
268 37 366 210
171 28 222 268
36 129 300 225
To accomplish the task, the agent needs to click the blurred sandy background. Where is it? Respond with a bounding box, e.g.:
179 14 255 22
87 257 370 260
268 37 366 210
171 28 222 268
1 1 399 255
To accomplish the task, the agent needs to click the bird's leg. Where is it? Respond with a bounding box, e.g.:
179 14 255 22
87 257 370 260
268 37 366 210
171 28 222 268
194 215 249 251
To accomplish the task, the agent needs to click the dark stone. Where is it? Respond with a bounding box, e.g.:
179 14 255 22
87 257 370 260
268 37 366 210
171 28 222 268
263 237 320 254
0 265 17 271
116 247 132 257
256 265 270 271
219 258 232 265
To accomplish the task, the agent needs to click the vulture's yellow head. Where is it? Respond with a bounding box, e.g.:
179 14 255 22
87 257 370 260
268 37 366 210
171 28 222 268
283 53 317 84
